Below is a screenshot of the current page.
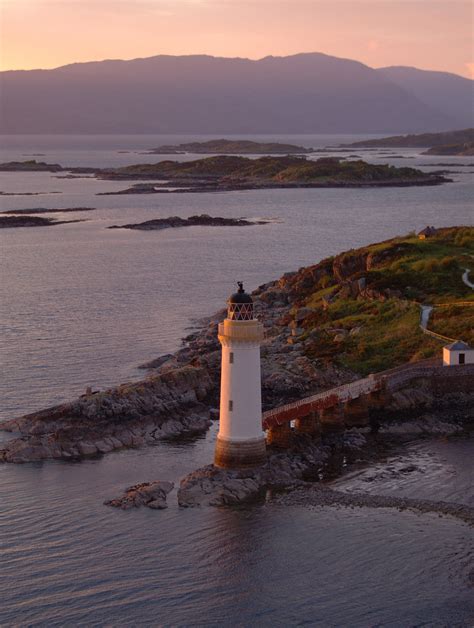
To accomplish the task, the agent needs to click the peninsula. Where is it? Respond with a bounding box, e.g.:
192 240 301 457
343 128 474 155
0 215 84 228
146 139 313 155
422 142 474 156
1 226 471 466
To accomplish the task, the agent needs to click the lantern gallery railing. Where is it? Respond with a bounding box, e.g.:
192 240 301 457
218 321 264 342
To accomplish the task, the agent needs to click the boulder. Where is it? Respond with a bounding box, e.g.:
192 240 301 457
105 481 174 509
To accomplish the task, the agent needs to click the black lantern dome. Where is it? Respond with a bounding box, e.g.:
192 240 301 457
227 282 254 320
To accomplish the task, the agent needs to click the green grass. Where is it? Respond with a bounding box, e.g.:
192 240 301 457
108 155 433 184
429 305 474 345
289 226 474 375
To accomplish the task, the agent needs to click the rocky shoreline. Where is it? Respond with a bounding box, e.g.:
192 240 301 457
0 366 214 463
98 176 448 196
1 234 473 465
272 484 474 526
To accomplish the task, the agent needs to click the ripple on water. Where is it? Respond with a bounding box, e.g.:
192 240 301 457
0 435 473 626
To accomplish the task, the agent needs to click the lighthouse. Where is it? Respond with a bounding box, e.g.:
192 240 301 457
214 282 267 469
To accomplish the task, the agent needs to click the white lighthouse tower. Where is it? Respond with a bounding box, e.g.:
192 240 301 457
214 282 267 469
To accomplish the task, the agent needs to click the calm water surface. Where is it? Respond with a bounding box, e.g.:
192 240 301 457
0 135 473 626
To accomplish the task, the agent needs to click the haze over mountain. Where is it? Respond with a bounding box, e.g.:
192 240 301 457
377 66 473 133
1 53 472 134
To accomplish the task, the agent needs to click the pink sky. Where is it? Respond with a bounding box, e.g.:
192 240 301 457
0 0 472 78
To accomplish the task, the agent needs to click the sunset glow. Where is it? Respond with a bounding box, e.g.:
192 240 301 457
0 0 472 77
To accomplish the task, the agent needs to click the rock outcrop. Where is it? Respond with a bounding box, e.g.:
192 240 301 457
177 431 366 507
0 366 213 463
105 481 174 509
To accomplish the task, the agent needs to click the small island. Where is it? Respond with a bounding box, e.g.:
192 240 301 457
145 139 313 155
0 160 64 172
98 155 448 194
3 207 96 215
108 214 269 230
0 160 97 174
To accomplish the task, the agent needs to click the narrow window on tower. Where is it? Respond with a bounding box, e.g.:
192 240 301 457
229 352 234 364
229 400 233 412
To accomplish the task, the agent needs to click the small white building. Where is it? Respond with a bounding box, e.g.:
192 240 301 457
443 340 474 366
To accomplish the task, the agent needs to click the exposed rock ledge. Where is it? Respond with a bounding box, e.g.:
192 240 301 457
176 421 473 526
273 485 474 526
105 481 174 509
0 366 213 463
176 415 470 510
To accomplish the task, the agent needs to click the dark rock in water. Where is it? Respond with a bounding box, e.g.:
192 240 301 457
105 481 174 509
108 214 269 231
0 215 84 228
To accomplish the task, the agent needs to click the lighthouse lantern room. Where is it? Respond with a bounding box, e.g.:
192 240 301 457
214 282 267 469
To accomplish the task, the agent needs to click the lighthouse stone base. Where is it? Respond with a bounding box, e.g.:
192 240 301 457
214 435 267 469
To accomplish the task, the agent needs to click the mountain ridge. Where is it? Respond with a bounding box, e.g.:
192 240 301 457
1 52 472 134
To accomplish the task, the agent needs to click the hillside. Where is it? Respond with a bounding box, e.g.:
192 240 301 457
265 226 473 375
378 66 473 130
344 128 474 148
0 53 463 134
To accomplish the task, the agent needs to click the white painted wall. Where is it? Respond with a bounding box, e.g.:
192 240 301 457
218 341 264 441
443 347 474 366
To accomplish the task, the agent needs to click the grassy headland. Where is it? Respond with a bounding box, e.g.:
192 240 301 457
276 226 473 375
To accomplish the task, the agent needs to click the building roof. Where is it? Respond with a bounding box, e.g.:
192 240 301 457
445 340 471 351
